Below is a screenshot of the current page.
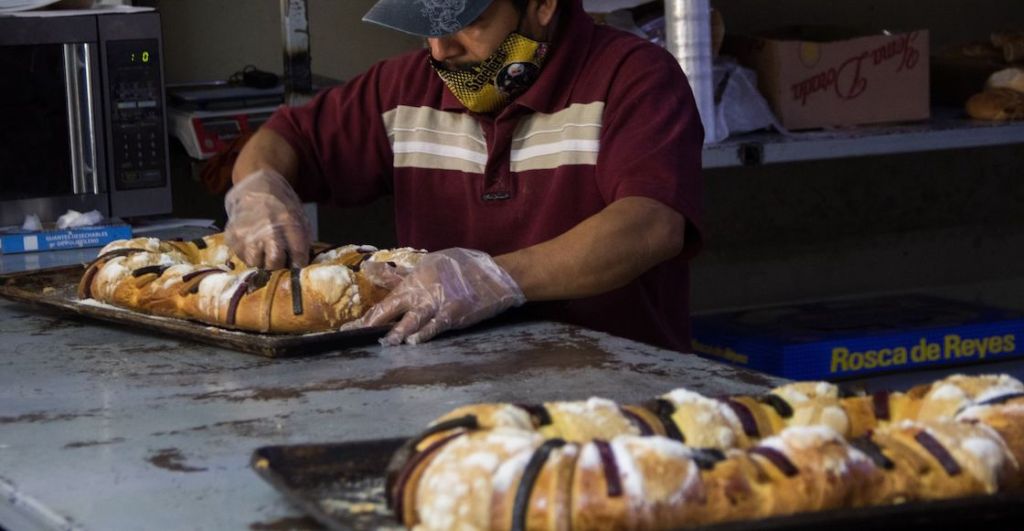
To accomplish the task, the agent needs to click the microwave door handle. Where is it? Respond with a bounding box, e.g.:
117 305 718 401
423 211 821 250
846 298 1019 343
62 42 99 195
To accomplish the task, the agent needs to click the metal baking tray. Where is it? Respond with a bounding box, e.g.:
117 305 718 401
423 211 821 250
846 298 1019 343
251 438 1024 531
0 265 388 357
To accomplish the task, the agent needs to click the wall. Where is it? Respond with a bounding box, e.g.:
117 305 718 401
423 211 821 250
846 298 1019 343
713 0 1024 52
696 144 1024 313
141 0 421 84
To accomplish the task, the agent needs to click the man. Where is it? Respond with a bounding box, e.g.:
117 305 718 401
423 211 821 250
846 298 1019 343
224 0 704 350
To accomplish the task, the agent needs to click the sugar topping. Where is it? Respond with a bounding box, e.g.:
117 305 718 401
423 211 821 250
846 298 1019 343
304 265 355 306
462 450 500 470
550 396 619 417
491 448 533 494
961 436 1007 488
772 386 810 405
778 425 843 450
620 436 701 504
195 271 237 317
957 402 1024 422
609 439 645 500
815 382 836 397
368 247 425 269
578 440 601 470
818 405 851 435
974 381 1024 404
490 404 534 430
664 390 742 427
927 383 969 402
312 245 363 264
208 244 232 265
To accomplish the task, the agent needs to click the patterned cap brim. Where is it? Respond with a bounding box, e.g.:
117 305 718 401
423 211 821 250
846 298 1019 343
363 0 496 37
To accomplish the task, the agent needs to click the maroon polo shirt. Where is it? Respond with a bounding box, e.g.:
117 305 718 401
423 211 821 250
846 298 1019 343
264 0 704 351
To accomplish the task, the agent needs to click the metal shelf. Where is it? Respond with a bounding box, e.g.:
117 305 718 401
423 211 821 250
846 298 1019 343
703 107 1024 168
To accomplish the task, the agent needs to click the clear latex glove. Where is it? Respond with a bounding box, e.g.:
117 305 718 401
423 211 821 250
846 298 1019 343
353 248 526 345
359 260 415 290
224 168 311 270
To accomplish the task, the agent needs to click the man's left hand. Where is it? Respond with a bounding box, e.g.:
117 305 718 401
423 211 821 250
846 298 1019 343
352 248 526 345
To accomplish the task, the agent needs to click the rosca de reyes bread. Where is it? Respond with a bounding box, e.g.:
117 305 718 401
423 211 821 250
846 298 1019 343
389 373 1024 530
77 233 424 333
966 87 1024 121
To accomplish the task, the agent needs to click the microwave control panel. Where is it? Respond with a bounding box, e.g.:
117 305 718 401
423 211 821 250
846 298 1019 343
106 39 166 191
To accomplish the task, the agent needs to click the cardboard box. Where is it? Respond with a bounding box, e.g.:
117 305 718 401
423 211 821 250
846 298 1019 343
691 295 1024 381
729 27 931 130
0 221 132 255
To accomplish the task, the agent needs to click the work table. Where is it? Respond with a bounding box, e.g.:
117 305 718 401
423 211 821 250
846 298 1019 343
0 296 784 530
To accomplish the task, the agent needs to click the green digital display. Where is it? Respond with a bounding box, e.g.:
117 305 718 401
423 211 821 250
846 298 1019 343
129 50 152 63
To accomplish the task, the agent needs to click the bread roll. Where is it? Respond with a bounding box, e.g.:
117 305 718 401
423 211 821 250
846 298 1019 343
966 88 1024 121
986 67 1024 93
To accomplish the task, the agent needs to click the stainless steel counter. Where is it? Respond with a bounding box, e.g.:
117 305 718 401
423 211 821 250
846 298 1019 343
0 297 784 530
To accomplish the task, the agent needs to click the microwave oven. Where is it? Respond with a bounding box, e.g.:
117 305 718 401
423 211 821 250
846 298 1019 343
0 11 172 227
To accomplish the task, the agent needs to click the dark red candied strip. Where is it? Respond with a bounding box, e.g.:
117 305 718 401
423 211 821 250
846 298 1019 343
385 414 479 505
247 269 272 293
836 384 860 399
849 436 895 470
511 439 567 531
345 253 373 272
182 268 223 283
977 392 1024 407
311 244 343 259
690 447 727 470
619 407 654 436
515 404 552 427
226 271 257 326
914 430 961 476
750 446 799 477
643 398 686 443
290 268 303 315
389 431 466 522
758 394 794 419
131 265 170 278
80 263 102 299
183 269 225 295
594 439 623 497
873 391 891 421
723 399 760 437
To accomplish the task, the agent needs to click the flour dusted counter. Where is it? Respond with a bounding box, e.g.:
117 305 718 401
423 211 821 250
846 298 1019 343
0 295 782 530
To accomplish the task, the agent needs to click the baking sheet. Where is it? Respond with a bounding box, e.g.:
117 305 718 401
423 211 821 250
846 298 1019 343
251 438 1024 531
0 265 388 357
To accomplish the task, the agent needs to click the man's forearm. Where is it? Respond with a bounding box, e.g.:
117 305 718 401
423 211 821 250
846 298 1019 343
232 128 301 186
494 196 686 301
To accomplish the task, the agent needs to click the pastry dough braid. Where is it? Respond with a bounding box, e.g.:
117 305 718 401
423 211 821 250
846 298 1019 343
77 233 424 333
390 374 1024 530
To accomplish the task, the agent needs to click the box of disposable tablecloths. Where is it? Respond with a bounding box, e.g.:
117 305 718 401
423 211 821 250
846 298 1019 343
691 295 1024 380
0 220 132 254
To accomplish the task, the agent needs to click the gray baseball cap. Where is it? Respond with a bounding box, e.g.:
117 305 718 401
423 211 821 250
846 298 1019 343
363 0 496 37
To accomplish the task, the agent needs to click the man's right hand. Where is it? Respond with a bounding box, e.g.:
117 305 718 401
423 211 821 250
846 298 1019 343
224 168 311 270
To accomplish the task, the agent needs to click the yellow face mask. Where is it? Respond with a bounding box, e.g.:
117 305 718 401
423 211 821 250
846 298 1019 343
432 31 549 113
